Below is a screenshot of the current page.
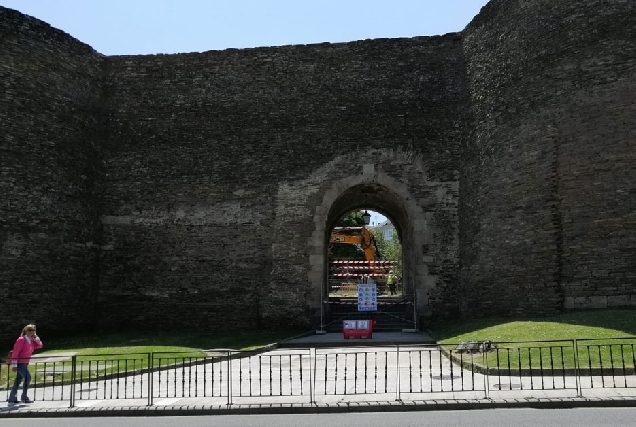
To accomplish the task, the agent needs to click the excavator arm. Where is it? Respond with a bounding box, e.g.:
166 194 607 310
330 226 379 262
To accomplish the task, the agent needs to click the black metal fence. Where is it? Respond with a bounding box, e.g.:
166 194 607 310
3 338 636 407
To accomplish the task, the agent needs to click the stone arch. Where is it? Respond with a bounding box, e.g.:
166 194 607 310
306 166 435 329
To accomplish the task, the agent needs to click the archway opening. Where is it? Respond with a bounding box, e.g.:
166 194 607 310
321 183 416 332
328 209 403 298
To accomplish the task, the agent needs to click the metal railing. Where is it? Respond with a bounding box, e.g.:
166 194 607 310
3 338 636 407
577 338 636 392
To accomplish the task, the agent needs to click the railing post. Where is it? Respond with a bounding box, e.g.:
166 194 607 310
227 351 232 406
574 339 582 397
483 350 490 399
396 345 401 402
148 353 153 406
69 355 76 408
309 348 316 404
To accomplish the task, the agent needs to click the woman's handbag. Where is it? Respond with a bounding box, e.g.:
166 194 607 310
5 350 12 365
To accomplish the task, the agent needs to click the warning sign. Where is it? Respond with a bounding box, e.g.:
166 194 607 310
357 283 377 311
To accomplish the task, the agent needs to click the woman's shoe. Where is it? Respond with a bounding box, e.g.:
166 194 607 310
21 398 33 403
7 399 18 404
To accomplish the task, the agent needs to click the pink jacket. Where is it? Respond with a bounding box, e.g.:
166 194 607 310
11 335 43 367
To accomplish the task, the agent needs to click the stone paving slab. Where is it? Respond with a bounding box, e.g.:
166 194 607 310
280 331 436 347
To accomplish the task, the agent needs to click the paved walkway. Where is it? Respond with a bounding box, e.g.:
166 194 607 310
280 330 437 347
2 332 636 418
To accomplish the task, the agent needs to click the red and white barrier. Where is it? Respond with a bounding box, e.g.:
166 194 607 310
333 273 387 277
330 260 396 264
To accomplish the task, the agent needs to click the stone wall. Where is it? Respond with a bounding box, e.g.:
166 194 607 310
1 0 634 341
0 7 104 342
460 0 636 316
97 35 464 331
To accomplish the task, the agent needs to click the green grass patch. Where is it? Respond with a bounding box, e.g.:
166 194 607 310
431 309 636 343
40 329 307 355
1 328 308 389
432 310 636 370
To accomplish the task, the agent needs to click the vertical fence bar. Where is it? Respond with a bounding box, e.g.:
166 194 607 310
384 350 389 393
506 348 511 391
528 348 534 390
334 354 338 395
450 349 455 392
269 355 273 396
343 353 348 395
574 340 582 397
560 345 566 391
428 348 433 393
364 352 369 393
204 355 209 397
632 343 636 391
483 349 489 399
278 355 283 396
495 348 501 390
417 351 422 393
539 347 545 390
396 345 401 401
354 353 358 394
517 347 523 390
469 352 475 391
148 353 153 406
550 347 556 389
288 355 293 396
69 355 76 408
620 345 627 388
324 353 328 395
609 345 616 388
227 351 232 406
246 355 251 397
374 352 379 393
309 347 315 404
238 357 243 397
598 345 605 388
587 344 593 389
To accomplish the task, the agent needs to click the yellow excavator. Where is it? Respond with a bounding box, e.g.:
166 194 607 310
329 226 388 294
329 226 378 262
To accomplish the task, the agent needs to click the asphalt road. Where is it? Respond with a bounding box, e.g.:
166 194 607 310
2 408 636 427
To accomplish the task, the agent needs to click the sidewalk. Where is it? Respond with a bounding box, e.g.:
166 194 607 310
3 332 636 418
3 391 636 418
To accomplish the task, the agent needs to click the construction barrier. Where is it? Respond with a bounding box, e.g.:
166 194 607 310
342 319 375 339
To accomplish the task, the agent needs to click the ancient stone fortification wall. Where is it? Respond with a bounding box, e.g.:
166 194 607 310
461 0 636 315
98 36 464 331
1 0 634 341
0 8 104 342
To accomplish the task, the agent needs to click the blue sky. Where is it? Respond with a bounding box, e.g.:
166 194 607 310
1 0 490 225
1 0 489 55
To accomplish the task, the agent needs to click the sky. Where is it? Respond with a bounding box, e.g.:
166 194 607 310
1 0 490 226
1 0 490 55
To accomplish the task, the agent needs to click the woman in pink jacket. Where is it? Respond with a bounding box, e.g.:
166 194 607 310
7 324 43 404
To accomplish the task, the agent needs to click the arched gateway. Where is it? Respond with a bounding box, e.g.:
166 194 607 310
307 160 458 331
263 149 459 331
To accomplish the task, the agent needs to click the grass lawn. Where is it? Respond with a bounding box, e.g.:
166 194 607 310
430 309 636 343
1 328 309 389
38 329 308 356
431 309 636 370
